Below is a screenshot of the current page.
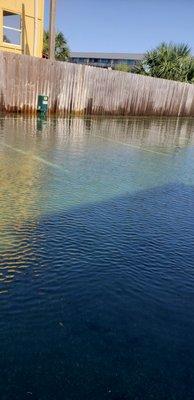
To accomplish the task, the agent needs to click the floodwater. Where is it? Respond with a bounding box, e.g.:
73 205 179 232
1 115 194 400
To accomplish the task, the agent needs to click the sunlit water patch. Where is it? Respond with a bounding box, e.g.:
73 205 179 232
1 116 194 399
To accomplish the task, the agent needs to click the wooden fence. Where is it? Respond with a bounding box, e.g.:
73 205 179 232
1 51 194 116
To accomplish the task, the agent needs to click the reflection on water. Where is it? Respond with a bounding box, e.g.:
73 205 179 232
1 116 194 230
1 115 194 399
1 116 194 269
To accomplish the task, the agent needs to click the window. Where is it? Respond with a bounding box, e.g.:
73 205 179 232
3 11 22 46
114 60 127 65
127 60 136 65
100 59 109 64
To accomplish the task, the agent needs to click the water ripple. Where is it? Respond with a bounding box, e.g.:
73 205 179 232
1 116 194 399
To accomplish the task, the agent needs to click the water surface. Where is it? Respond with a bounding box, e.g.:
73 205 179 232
1 116 194 399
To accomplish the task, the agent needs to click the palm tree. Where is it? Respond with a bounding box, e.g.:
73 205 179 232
132 43 194 83
43 30 69 61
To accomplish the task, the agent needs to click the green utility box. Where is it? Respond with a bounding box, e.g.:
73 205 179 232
37 95 49 113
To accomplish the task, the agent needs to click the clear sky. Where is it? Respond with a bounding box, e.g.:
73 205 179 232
44 0 194 53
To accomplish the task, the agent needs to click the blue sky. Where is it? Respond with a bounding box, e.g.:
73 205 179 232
44 0 194 53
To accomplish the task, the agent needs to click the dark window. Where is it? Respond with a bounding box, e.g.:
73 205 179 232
78 58 85 62
127 60 136 65
3 11 21 46
114 60 127 65
100 59 109 64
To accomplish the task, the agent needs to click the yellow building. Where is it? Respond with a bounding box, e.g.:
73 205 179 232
0 0 44 57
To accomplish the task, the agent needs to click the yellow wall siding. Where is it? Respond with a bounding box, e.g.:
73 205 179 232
0 0 44 57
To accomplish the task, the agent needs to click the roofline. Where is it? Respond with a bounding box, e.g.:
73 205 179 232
69 52 144 60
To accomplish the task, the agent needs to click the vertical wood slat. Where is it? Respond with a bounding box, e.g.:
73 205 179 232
0 51 194 116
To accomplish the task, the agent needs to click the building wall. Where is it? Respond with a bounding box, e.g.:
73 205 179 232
0 0 44 57
69 57 140 69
